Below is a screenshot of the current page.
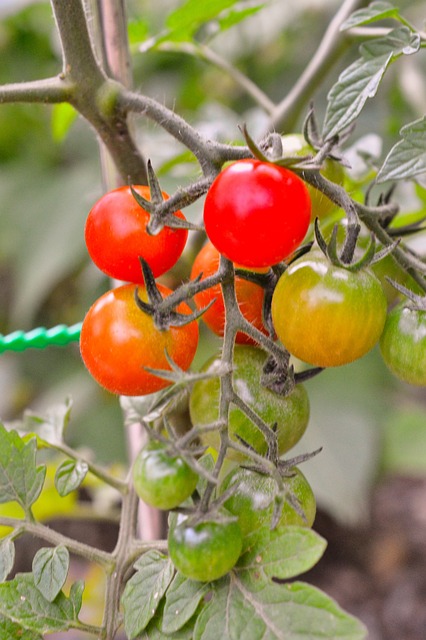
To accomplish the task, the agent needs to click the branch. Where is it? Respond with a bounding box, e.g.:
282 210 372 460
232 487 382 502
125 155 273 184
0 77 72 104
268 0 370 133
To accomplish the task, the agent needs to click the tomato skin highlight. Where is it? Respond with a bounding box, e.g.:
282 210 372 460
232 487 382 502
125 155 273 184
380 304 426 386
190 241 269 345
271 251 387 368
85 185 188 282
189 345 310 461
220 466 316 541
203 159 311 269
168 514 242 582
132 441 198 510
80 283 198 396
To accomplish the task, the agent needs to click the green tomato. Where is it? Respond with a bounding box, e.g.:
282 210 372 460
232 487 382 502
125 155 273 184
168 513 243 582
189 346 309 461
220 466 316 539
380 303 426 386
281 133 345 220
132 441 198 510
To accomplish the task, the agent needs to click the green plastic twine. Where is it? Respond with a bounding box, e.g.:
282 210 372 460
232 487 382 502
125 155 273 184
0 323 82 353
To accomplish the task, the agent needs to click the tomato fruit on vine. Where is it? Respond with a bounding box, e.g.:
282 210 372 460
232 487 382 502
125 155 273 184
189 345 309 461
80 283 199 396
220 466 316 541
203 159 311 269
190 240 269 344
271 251 387 368
85 185 188 282
132 441 198 510
168 513 242 582
380 304 426 386
281 134 345 220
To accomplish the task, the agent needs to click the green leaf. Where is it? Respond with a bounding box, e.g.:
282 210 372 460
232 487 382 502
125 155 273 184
236 526 327 584
162 572 210 635
324 28 420 139
122 550 175 639
128 18 150 45
32 546 70 603
323 53 392 139
0 616 43 640
51 103 78 143
217 3 265 33
20 398 73 447
54 460 88 497
340 1 401 31
0 573 83 634
194 578 367 640
376 117 426 182
0 538 15 583
0 425 46 512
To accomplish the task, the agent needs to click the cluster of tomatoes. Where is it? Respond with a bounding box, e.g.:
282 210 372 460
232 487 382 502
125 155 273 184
80 153 426 582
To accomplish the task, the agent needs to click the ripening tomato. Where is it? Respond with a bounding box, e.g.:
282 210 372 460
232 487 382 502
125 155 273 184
189 345 309 461
380 303 426 386
271 251 387 367
190 241 269 345
203 160 311 269
80 283 198 396
168 512 243 582
281 134 345 220
132 441 198 510
85 185 188 282
220 466 316 541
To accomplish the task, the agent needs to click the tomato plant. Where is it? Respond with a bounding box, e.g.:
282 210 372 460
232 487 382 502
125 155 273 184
167 513 243 582
271 250 388 368
132 441 198 510
190 240 269 344
85 185 188 282
203 159 311 268
189 345 310 461
380 303 426 386
220 465 316 538
80 283 199 396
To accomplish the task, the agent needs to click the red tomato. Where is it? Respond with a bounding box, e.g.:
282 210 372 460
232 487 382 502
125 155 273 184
190 241 269 344
85 185 188 282
203 160 311 268
80 283 199 396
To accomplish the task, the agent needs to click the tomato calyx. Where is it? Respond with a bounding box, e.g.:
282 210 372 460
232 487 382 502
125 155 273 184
385 279 426 312
134 258 208 330
130 161 201 235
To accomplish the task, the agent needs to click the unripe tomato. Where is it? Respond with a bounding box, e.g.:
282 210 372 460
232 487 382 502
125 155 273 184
85 185 188 282
168 513 242 582
220 466 316 539
132 441 198 510
189 346 309 461
380 304 426 386
281 134 345 220
190 241 269 345
203 159 311 269
80 283 199 396
271 251 387 368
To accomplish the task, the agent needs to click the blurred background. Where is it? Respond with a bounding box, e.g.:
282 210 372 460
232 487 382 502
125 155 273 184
0 1 426 637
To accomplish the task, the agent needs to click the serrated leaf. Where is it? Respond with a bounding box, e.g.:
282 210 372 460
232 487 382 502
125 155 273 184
20 398 72 446
194 577 367 640
0 538 15 583
54 460 88 497
0 616 43 640
323 53 392 139
122 550 175 639
377 116 426 182
340 1 401 31
0 425 46 512
324 28 420 140
162 572 210 634
236 526 327 585
0 573 83 633
32 546 70 602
